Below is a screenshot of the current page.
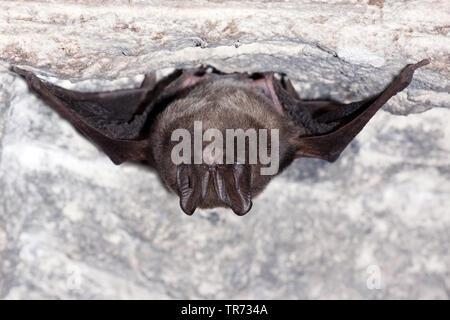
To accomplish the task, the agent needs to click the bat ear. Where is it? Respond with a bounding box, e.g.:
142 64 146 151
213 164 253 216
176 164 209 215
176 164 253 215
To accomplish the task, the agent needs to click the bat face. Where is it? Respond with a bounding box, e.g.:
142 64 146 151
12 59 429 216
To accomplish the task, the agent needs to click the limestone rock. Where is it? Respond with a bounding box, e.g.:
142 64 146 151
0 0 449 299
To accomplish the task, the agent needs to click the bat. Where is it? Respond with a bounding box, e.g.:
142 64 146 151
12 59 429 216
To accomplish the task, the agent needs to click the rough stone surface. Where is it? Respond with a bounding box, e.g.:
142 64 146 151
0 0 449 299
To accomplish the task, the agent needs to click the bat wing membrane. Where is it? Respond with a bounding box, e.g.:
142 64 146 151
12 67 182 165
274 60 430 162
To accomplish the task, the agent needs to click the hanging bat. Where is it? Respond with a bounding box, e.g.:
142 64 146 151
12 59 429 216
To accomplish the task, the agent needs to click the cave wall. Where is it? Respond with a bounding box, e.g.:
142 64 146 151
0 0 449 299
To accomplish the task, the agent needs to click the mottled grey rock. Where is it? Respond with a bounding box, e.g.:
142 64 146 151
0 0 449 299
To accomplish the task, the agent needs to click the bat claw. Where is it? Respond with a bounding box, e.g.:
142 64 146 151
394 58 430 92
140 72 157 89
11 66 29 77
412 58 431 69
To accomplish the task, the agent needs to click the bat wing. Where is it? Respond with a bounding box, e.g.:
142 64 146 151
273 59 430 162
12 66 195 165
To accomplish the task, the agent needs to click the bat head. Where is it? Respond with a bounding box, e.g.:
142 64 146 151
149 79 301 215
